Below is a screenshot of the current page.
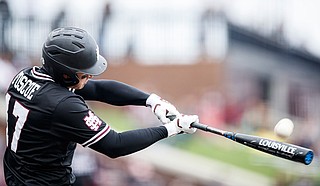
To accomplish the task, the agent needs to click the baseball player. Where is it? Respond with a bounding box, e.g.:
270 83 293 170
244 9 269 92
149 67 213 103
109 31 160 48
3 27 199 185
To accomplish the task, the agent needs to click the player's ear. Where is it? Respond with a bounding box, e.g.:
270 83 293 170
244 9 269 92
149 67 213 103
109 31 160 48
62 73 79 86
63 74 70 79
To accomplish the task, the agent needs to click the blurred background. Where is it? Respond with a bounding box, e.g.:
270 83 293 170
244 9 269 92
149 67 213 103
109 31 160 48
0 0 320 185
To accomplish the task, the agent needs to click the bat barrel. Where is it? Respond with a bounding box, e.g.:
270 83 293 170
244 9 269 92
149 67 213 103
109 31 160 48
234 133 314 165
190 122 314 165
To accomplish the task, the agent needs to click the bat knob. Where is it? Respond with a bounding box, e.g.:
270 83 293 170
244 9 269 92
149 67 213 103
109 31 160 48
167 115 176 121
304 151 314 165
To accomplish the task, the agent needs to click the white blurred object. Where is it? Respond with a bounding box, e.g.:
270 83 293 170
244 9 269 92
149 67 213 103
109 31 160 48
274 118 294 138
72 145 98 176
0 58 17 93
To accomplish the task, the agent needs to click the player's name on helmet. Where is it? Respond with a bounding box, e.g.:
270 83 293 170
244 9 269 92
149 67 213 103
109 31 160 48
258 139 297 155
11 71 41 100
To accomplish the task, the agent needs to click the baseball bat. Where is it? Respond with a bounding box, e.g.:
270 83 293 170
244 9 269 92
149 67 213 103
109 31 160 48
190 122 314 165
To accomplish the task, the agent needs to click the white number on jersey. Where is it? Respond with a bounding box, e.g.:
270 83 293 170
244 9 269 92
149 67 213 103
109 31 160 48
6 94 30 152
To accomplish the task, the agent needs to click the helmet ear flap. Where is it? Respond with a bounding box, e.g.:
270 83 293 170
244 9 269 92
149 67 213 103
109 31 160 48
63 74 70 79
61 73 79 87
42 51 79 87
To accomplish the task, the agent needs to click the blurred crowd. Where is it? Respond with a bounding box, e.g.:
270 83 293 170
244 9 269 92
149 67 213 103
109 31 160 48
0 0 228 63
0 0 320 185
71 145 210 186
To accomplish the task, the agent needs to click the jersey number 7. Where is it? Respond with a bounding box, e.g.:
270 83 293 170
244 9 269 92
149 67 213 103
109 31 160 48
6 94 30 153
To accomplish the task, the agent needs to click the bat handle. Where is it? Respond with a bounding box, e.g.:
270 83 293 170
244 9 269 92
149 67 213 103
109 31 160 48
167 115 177 121
167 115 211 131
191 122 209 131
168 115 231 137
191 122 227 136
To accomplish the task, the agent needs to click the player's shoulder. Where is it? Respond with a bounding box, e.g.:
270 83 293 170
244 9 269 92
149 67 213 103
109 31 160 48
8 66 83 106
8 66 53 101
35 80 84 108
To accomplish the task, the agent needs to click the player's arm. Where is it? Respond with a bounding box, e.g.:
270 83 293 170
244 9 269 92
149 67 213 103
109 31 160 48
75 79 149 106
52 96 198 158
75 79 181 124
89 115 198 158
90 127 167 158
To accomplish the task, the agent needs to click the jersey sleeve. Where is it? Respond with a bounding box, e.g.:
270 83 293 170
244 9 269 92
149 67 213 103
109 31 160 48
52 96 110 147
52 95 169 159
89 126 168 158
74 80 150 106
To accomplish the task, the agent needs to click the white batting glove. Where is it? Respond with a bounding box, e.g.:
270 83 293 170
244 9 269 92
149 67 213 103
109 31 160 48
164 115 199 137
146 94 180 124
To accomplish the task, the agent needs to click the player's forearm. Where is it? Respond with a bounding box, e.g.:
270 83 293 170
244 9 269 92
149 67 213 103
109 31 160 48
76 80 149 106
90 126 168 158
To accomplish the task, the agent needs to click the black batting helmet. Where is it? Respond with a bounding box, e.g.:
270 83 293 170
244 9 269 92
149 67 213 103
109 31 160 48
42 27 107 86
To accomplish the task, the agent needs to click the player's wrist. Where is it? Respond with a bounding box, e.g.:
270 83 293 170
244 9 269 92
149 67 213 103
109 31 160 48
146 93 160 107
164 122 180 137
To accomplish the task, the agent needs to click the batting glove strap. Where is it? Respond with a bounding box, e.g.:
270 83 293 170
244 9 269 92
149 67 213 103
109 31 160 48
164 115 198 137
164 121 179 137
146 93 180 124
146 93 161 109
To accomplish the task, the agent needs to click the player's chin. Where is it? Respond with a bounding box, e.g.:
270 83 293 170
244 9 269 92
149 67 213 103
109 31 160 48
71 84 85 90
70 80 88 90
78 84 85 89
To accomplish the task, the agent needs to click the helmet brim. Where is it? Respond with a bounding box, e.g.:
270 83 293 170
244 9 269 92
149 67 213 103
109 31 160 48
79 55 107 76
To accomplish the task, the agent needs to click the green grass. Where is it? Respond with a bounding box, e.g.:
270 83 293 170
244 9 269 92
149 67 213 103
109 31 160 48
92 106 319 182
94 107 136 131
174 135 280 178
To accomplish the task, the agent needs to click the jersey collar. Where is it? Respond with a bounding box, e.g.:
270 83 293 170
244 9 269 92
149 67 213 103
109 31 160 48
31 66 55 82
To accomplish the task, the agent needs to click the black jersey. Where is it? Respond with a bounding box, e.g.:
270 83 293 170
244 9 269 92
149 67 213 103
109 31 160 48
4 66 110 185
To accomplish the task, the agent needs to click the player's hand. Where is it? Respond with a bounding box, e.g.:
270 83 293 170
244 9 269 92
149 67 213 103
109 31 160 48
146 94 180 124
164 114 198 137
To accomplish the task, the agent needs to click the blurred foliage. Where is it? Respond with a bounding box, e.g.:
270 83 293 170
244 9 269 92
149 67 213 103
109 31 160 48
174 135 279 178
94 106 320 185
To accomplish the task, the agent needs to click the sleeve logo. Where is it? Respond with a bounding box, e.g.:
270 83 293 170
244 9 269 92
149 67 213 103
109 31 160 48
83 111 102 131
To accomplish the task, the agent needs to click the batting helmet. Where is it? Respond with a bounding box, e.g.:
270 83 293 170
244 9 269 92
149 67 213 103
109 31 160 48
42 27 107 86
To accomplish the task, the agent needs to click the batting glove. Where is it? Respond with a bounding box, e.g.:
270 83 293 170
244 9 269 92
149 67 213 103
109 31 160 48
164 115 198 137
146 94 180 124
